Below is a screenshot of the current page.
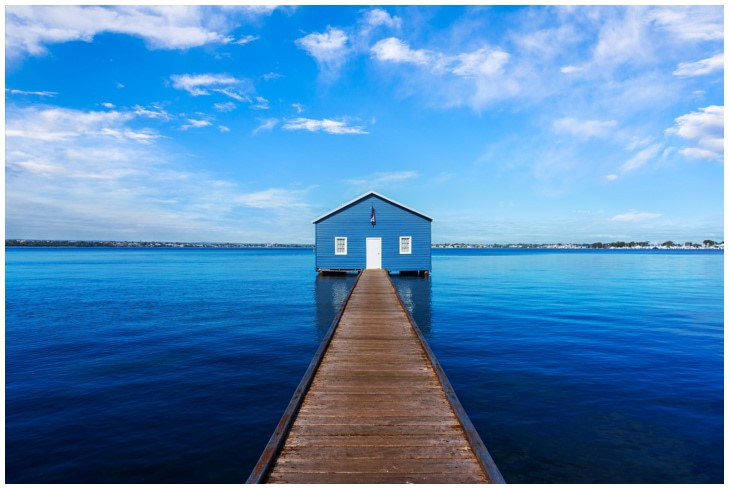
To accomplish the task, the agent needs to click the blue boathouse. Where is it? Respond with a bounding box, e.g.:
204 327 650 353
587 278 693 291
312 191 432 275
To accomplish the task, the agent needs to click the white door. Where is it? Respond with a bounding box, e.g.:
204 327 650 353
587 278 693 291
366 237 382 269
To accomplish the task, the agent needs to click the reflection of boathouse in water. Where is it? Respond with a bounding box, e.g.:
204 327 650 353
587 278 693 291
314 273 432 338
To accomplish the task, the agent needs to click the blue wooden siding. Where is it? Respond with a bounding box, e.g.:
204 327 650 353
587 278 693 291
315 194 431 272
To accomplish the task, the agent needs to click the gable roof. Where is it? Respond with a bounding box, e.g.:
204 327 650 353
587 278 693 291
312 191 433 224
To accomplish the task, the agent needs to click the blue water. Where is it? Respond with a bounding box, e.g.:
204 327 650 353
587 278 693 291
5 248 723 483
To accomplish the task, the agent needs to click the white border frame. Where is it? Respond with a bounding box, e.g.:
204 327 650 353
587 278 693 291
399 236 412 254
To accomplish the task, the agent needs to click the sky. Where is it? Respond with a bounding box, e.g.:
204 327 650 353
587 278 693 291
4 5 725 244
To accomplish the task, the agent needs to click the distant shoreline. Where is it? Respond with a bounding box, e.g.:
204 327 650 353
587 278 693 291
6 239 724 250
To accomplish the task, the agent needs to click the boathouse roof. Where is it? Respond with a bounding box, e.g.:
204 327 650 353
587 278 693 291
312 191 433 224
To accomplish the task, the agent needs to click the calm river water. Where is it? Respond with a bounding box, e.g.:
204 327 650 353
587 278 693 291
5 247 723 483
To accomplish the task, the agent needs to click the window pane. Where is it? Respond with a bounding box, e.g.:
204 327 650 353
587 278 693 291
400 237 411 253
335 237 346 254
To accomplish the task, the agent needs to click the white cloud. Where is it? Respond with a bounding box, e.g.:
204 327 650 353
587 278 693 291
588 7 722 72
232 34 260 45
252 118 279 135
218 125 230 133
295 27 350 80
133 104 171 120
180 118 212 131
450 48 510 78
673 53 724 77
6 105 161 181
5 103 314 242
649 6 723 42
170 73 249 99
371 37 430 66
251 96 270 110
625 136 655 151
6 106 136 141
282 117 367 135
371 37 516 109
344 170 419 189
560 65 582 74
592 7 652 68
7 88 57 97
213 102 237 112
380 40 478 72
5 5 274 62
363 8 401 30
553 117 618 139
291 103 304 114
667 105 724 161
619 143 664 173
611 212 662 222
101 102 116 109
234 188 310 209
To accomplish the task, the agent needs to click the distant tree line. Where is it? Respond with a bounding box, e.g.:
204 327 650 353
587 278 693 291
8 239 724 249
434 240 724 249
5 239 313 248
589 240 722 249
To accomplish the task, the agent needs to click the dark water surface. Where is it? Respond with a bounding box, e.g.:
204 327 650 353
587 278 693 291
5 248 723 483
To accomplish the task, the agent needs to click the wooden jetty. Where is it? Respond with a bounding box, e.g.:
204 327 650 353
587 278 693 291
248 269 504 484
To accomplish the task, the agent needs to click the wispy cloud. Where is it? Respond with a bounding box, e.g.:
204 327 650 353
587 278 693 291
649 6 723 42
232 34 260 46
667 105 724 161
371 37 511 78
553 117 618 139
344 170 419 189
133 104 171 120
170 73 253 102
251 96 270 110
233 188 311 209
6 106 136 142
180 118 212 131
7 88 57 97
611 212 662 222
282 117 367 135
253 118 279 135
362 8 401 30
560 65 582 74
214 102 237 112
365 6 722 114
5 103 313 242
619 143 664 174
295 27 350 80
371 36 515 109
371 37 430 66
5 6 276 63
673 53 723 77
6 105 162 182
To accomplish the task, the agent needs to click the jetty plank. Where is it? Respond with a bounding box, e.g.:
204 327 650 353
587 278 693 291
248 269 504 484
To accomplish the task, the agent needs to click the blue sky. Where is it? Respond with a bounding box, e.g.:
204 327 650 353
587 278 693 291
5 5 724 244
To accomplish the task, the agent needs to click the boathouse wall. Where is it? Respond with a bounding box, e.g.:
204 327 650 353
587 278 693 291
313 192 432 273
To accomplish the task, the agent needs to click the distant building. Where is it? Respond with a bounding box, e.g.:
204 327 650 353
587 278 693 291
313 191 432 275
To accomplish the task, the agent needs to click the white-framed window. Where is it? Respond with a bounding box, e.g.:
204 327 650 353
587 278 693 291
399 236 412 254
335 237 348 255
